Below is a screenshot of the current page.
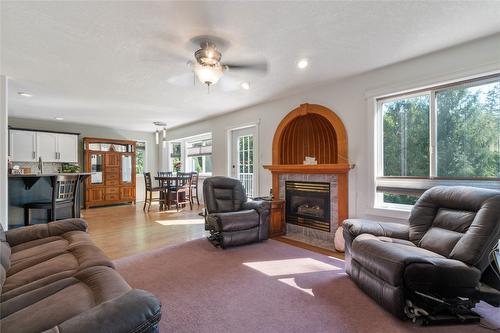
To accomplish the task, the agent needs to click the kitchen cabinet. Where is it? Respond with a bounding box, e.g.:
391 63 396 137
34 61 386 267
9 130 37 162
57 133 78 163
9 129 79 163
37 132 59 162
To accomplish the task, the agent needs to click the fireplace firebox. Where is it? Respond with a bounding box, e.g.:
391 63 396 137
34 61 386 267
285 181 331 232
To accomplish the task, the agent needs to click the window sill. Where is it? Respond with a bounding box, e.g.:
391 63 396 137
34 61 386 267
364 205 411 221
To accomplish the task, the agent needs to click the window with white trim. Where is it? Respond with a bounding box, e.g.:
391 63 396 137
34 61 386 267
186 138 212 176
167 133 213 176
376 74 500 209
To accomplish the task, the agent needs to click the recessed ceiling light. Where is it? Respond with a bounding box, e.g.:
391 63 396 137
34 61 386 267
55 117 64 121
241 82 250 90
297 59 308 69
18 92 33 97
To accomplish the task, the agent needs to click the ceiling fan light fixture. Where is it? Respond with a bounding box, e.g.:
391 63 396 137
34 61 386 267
241 82 250 90
297 59 308 69
194 62 224 86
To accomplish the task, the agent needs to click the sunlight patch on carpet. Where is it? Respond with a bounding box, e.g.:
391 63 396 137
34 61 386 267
278 278 314 296
155 219 204 226
243 258 341 276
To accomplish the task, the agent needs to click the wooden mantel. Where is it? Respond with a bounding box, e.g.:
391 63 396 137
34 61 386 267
263 163 353 174
264 103 352 236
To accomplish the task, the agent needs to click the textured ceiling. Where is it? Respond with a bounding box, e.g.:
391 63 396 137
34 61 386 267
2 1 500 131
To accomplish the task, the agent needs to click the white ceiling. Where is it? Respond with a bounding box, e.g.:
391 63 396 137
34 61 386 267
2 1 500 132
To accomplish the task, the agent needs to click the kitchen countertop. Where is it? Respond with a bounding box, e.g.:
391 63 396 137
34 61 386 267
9 173 91 178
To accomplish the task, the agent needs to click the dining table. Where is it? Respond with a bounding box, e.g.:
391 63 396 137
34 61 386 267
154 174 192 210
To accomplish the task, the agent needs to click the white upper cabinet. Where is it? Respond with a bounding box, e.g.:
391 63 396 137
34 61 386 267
57 133 78 163
9 129 79 163
9 130 37 162
37 132 59 162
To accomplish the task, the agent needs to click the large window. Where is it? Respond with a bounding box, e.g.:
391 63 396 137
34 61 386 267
377 74 500 208
166 133 213 176
170 142 181 171
186 138 212 175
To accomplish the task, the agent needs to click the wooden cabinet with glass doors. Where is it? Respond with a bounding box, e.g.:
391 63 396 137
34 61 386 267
83 137 136 208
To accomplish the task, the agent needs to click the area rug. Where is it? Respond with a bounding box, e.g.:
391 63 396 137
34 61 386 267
115 239 499 333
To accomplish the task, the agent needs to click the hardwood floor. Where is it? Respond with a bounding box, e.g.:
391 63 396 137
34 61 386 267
82 203 207 259
82 202 345 261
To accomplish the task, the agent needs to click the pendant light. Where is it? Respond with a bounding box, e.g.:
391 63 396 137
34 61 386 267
153 121 167 145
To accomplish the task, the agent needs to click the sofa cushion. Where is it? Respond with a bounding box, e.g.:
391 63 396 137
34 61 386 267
5 219 88 247
0 224 11 292
1 266 131 333
352 234 443 286
203 176 247 213
404 257 481 296
9 231 97 268
3 243 113 295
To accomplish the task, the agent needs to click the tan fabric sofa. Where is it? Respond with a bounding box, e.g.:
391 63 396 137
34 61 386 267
0 219 161 333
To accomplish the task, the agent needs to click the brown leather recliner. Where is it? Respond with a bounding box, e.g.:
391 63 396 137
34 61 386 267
343 186 500 324
203 176 270 248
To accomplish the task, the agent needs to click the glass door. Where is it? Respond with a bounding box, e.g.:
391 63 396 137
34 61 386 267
121 154 133 183
90 154 104 184
231 127 256 197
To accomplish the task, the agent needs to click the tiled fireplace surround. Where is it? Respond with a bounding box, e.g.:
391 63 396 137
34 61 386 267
279 173 338 250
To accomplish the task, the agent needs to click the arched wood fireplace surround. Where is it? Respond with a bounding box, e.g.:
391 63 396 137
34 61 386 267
264 103 352 239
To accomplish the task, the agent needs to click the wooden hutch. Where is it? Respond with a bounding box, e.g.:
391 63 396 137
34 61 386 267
83 137 136 208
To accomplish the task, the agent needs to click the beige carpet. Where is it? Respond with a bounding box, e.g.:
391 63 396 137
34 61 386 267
115 239 499 333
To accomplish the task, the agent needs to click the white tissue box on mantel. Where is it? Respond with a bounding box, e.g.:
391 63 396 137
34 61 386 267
303 156 317 165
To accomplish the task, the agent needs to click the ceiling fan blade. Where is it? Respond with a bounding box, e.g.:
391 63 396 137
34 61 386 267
167 72 196 87
223 62 268 73
216 75 243 92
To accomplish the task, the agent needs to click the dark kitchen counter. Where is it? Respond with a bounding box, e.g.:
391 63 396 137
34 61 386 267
8 173 91 178
8 173 90 228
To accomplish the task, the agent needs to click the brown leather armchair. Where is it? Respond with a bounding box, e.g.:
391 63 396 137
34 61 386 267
343 186 500 324
203 176 270 248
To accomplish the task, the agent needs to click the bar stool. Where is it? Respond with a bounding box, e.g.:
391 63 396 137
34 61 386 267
23 175 80 226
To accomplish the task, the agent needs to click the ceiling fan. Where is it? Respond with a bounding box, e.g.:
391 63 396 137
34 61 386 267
170 35 268 91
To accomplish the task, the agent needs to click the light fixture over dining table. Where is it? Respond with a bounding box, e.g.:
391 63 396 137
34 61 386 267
153 121 167 148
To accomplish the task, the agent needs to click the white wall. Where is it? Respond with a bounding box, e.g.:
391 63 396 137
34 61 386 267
164 33 500 222
0 76 8 230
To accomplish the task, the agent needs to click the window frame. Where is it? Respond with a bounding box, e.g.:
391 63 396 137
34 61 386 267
134 140 147 177
375 74 500 210
166 133 213 177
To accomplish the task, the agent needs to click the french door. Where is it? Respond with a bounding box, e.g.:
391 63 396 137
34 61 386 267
230 126 257 197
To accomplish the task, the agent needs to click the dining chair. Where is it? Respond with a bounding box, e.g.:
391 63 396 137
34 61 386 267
167 173 192 211
143 172 166 212
189 172 200 206
24 175 80 225
157 171 172 188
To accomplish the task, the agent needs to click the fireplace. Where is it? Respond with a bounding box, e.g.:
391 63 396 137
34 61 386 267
263 103 352 248
285 181 331 232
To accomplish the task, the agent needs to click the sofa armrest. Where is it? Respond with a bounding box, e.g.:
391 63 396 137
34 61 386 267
6 218 88 247
241 199 271 214
242 200 270 240
44 289 161 333
207 210 259 232
343 219 410 241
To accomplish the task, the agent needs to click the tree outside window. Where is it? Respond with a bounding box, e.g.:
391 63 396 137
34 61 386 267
379 76 499 206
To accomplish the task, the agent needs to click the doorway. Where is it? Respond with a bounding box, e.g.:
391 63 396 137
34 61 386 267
230 126 257 197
